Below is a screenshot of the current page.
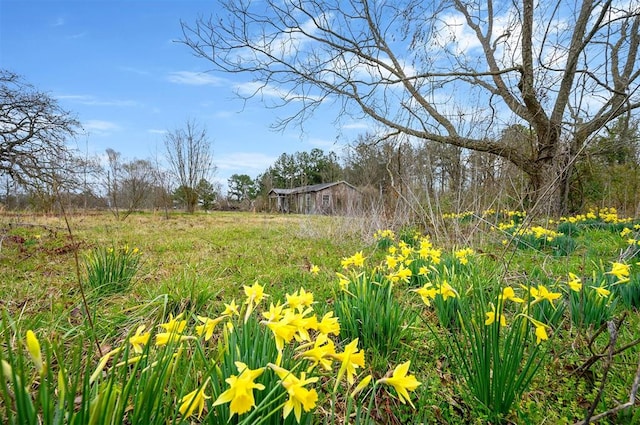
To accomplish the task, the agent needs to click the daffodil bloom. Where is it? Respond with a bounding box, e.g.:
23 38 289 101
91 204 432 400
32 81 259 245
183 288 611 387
25 330 43 373
155 333 194 346
317 311 340 336
286 288 314 312
336 272 350 290
244 282 266 305
485 306 507 327
310 264 320 275
263 302 285 321
196 315 226 341
129 325 151 353
268 363 319 423
2 359 12 380
385 255 399 269
527 285 562 306
298 334 336 371
263 310 300 353
591 285 611 298
567 273 582 292
331 338 365 387
535 325 548 344
341 251 366 268
377 361 421 408
438 281 458 301
213 362 265 417
180 378 211 419
607 262 630 283
222 299 240 316
500 286 524 303
389 265 412 284
412 283 437 306
90 347 122 384
244 282 267 322
351 374 372 398
524 316 549 345
418 266 431 276
158 313 186 334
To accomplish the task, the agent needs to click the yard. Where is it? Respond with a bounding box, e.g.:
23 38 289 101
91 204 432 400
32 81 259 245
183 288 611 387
1 210 639 424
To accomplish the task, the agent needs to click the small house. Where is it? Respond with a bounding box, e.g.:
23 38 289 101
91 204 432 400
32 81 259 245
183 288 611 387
268 181 360 215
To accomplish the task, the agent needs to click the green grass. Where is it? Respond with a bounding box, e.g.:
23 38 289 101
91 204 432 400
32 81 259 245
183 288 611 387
1 210 639 424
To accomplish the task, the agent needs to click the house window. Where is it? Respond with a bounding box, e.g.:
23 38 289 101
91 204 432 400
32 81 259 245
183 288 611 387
322 194 330 208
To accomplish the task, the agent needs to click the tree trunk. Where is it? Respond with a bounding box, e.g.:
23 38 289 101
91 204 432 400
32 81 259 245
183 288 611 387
528 147 573 216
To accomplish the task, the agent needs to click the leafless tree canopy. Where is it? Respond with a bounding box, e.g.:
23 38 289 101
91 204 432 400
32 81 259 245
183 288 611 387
181 0 640 213
0 69 80 187
164 119 215 213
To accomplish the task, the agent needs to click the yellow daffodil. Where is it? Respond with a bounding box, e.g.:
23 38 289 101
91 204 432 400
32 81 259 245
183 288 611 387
500 286 524 303
524 316 549 345
377 361 421 408
262 302 285 322
25 330 43 373
351 374 373 398
567 273 582 292
195 315 226 341
2 359 12 379
331 338 365 387
535 325 548 344
90 347 122 384
385 255 399 269
388 265 412 284
341 251 366 268
591 285 611 298
264 311 299 353
154 332 193 346
298 334 336 371
336 272 350 290
286 288 314 312
158 313 186 334
527 285 561 306
485 305 507 327
607 262 630 283
244 282 267 322
317 311 340 336
244 282 266 305
438 281 458 301
180 378 211 419
310 264 320 275
222 299 240 316
268 363 319 423
129 325 151 353
412 283 437 306
213 362 265 417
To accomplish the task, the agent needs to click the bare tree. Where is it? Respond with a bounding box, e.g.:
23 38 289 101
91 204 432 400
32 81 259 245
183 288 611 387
163 119 215 213
1 69 80 190
181 1 640 214
105 148 122 218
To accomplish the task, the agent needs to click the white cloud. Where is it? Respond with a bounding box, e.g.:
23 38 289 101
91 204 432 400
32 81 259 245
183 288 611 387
216 152 277 173
342 122 370 131
167 71 227 86
82 120 121 134
57 94 139 107
307 137 343 150
234 81 323 102
147 129 167 135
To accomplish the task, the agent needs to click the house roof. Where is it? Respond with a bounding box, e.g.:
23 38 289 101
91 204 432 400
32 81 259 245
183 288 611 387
268 181 358 196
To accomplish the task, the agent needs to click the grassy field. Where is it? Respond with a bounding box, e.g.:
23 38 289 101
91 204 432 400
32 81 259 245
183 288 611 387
1 210 639 424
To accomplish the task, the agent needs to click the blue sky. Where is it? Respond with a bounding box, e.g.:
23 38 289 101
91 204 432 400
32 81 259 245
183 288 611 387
1 1 370 190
